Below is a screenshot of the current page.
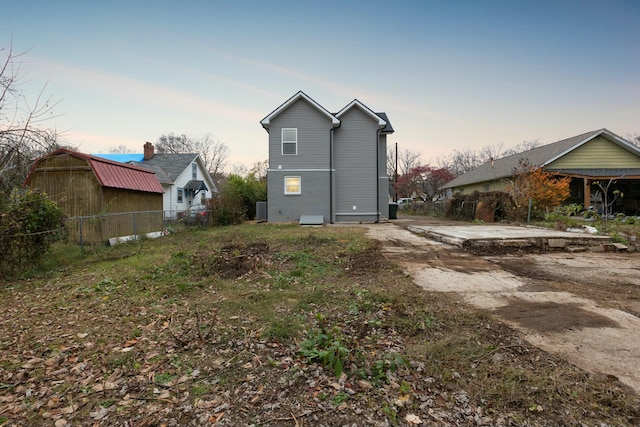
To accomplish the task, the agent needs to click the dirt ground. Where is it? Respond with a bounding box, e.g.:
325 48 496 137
363 216 640 394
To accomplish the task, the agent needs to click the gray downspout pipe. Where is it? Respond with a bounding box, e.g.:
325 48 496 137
376 128 381 223
329 127 334 224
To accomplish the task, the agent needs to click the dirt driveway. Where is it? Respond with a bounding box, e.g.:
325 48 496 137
363 218 640 394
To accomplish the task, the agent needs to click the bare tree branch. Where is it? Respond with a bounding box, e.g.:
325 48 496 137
156 132 229 179
0 43 61 192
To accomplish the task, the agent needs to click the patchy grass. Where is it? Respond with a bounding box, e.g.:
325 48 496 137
0 224 638 426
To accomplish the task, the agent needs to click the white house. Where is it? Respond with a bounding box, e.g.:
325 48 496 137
93 142 217 219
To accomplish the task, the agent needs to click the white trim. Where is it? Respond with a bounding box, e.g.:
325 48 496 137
261 91 340 128
268 168 332 172
335 99 387 128
543 130 605 166
335 212 379 216
543 129 640 167
284 176 301 195
282 128 297 155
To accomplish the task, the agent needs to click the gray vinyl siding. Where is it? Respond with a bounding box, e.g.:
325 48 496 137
268 99 333 170
267 170 331 222
378 133 389 217
333 108 380 222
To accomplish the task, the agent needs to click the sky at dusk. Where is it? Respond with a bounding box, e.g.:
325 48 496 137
3 1 640 170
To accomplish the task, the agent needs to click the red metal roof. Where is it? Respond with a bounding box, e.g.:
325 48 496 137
28 149 164 193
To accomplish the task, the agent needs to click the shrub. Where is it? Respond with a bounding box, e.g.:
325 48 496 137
505 161 571 220
208 174 266 225
0 189 65 278
208 193 245 226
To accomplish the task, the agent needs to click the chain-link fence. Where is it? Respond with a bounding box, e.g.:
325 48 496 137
63 210 184 246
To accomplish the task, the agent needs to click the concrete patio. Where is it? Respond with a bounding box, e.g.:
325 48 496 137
405 223 613 252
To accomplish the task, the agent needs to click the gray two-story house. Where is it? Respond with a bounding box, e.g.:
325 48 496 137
261 91 394 223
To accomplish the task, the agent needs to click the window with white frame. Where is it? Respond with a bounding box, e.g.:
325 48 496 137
192 163 197 179
282 128 297 155
284 176 301 195
177 188 184 203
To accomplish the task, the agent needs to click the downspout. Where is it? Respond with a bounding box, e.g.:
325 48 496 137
376 128 382 223
330 127 334 224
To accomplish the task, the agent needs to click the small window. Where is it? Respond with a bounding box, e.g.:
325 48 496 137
192 163 197 179
284 176 301 195
282 128 297 155
177 188 184 203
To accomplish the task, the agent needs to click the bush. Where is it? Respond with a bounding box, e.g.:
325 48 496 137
0 189 65 278
208 192 245 226
208 174 266 226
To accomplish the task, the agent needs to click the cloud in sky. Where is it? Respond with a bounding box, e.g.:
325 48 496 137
3 0 640 168
34 58 262 125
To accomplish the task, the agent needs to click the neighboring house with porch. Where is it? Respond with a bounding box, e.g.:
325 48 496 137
94 142 217 219
441 129 640 215
260 91 394 223
25 148 165 243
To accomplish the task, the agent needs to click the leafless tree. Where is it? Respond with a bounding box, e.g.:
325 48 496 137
109 144 135 154
156 132 229 179
623 133 640 147
248 159 268 181
197 133 229 180
439 140 541 177
502 140 541 157
479 143 504 163
1 43 62 193
387 147 422 178
438 148 487 177
229 163 248 177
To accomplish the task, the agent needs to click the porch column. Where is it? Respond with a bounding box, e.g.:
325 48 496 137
583 178 590 209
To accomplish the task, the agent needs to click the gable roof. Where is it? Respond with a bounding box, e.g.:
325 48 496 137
26 148 164 193
376 112 394 134
442 129 640 189
92 151 217 192
335 99 388 129
137 153 200 184
260 90 340 129
261 91 394 135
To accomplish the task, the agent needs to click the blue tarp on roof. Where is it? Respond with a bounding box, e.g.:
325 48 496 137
92 153 144 163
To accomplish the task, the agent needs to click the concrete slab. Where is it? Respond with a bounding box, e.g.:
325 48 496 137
299 215 324 225
406 224 611 251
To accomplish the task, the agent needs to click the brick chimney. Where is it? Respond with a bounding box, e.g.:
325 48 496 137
143 142 154 160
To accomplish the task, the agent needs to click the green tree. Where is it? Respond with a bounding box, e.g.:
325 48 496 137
208 170 266 226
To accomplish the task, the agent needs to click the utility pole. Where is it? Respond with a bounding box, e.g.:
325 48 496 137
394 142 398 202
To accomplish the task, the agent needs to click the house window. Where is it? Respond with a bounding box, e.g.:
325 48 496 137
284 176 301 195
192 163 197 179
282 128 297 155
177 188 184 203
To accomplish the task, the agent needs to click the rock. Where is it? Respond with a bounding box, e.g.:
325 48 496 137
357 380 373 390
583 225 598 234
612 243 628 251
55 419 68 427
548 238 566 248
